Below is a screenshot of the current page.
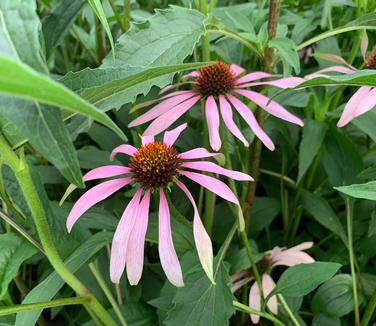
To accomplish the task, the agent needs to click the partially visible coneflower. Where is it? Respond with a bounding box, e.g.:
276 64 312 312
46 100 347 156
231 242 314 324
129 61 304 151
66 124 252 286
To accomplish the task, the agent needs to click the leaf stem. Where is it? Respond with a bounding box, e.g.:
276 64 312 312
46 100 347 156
199 0 210 62
108 0 126 32
0 135 117 326
277 294 300 326
345 197 360 326
0 296 90 317
123 0 131 32
361 288 376 326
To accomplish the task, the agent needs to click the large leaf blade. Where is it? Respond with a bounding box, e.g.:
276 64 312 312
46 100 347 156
334 181 376 200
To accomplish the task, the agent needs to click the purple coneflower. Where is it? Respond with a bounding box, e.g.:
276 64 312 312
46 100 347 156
129 61 304 151
231 242 314 324
66 124 252 286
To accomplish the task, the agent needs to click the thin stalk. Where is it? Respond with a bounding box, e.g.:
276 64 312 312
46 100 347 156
89 263 127 326
345 198 360 326
277 294 300 326
214 222 237 276
0 296 90 317
108 0 126 32
123 0 131 32
199 0 210 61
233 301 286 326
0 135 117 326
361 288 376 326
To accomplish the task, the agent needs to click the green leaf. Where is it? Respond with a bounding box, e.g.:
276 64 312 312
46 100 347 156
0 54 125 141
312 314 341 326
334 181 376 200
164 262 234 326
250 197 281 233
269 37 300 74
0 233 37 299
60 6 206 110
87 0 115 56
15 232 112 326
298 120 327 182
302 190 347 243
352 110 376 143
0 0 48 74
312 274 360 317
272 262 342 297
42 0 86 55
298 13 376 50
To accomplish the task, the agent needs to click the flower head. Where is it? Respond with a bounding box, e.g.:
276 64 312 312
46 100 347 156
231 242 314 324
66 124 252 287
129 61 304 151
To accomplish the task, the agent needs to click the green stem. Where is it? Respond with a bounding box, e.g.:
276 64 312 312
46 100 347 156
214 222 237 276
345 198 360 326
233 301 286 326
361 288 376 326
123 0 131 32
277 294 300 326
89 263 127 326
0 296 90 317
199 0 210 61
109 0 126 32
0 135 117 326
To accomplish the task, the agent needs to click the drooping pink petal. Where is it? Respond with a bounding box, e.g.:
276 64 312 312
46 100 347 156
353 87 376 117
179 148 219 160
67 178 132 232
337 86 372 127
159 82 195 94
226 94 275 151
163 123 187 146
230 64 245 76
180 161 253 181
83 166 131 182
262 274 278 315
287 241 314 252
158 190 184 287
305 66 357 79
141 135 154 145
128 91 197 127
126 190 150 285
238 77 304 89
219 95 249 146
110 144 138 160
272 251 315 267
143 96 201 136
236 89 304 126
179 170 239 205
205 96 221 151
110 189 142 283
183 71 199 78
236 72 272 85
175 179 214 284
231 277 253 293
249 282 261 324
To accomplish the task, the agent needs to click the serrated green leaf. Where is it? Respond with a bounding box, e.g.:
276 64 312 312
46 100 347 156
15 232 112 326
0 233 37 299
269 37 300 74
272 262 342 297
334 181 376 200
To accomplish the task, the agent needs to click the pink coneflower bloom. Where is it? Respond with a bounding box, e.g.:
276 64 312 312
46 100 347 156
305 51 376 127
66 123 252 286
231 242 314 324
128 61 304 151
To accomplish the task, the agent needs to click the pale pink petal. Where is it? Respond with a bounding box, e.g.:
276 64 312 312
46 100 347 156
180 161 253 181
83 166 131 182
175 179 214 283
219 95 249 147
288 241 314 252
305 65 357 79
249 282 261 324
159 82 195 94
128 91 197 127
337 86 372 127
238 77 304 89
158 190 184 287
141 135 154 145
262 274 278 315
230 64 245 76
272 251 315 267
183 71 199 78
236 89 304 126
163 123 187 146
110 190 142 283
236 72 272 85
231 277 252 293
143 96 201 136
179 170 239 205
179 148 219 160
205 96 221 151
361 31 368 60
67 178 132 232
353 87 376 117
226 94 275 151
110 144 138 160
126 190 150 285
